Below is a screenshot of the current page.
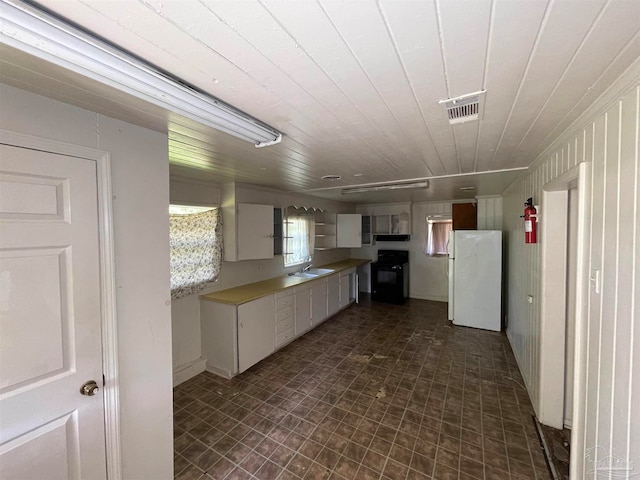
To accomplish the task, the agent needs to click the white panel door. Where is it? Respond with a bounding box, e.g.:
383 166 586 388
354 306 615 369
0 145 106 479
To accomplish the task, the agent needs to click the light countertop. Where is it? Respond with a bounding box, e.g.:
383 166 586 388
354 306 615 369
200 258 371 305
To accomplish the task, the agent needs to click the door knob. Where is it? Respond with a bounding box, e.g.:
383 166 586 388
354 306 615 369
80 380 99 396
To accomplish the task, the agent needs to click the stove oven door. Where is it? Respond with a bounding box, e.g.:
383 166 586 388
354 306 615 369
371 263 406 304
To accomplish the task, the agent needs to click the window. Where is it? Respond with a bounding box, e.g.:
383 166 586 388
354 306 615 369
425 216 452 256
284 210 315 267
169 205 222 299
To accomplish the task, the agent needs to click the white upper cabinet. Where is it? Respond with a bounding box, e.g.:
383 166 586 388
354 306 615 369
237 203 274 260
232 203 274 261
358 203 412 236
336 213 362 248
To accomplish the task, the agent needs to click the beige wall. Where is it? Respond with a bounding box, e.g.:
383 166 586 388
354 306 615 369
0 84 174 479
353 199 503 302
503 85 639 478
476 195 503 230
355 202 455 302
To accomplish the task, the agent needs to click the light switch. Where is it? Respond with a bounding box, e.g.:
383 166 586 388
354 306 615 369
527 295 533 304
590 269 601 294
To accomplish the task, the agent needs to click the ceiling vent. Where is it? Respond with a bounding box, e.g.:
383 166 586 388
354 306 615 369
439 90 486 125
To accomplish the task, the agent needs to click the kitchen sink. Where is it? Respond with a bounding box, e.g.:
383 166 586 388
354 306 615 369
291 268 334 279
305 268 333 276
292 272 319 278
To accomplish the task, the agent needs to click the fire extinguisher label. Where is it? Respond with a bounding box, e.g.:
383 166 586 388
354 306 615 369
525 220 533 232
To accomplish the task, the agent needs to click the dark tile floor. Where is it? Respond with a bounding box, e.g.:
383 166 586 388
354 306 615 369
173 298 550 480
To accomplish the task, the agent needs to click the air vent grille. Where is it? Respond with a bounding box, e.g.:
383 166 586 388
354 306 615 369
447 100 479 122
439 90 486 125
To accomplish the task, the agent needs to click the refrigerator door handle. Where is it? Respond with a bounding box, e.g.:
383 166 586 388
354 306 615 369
447 257 455 321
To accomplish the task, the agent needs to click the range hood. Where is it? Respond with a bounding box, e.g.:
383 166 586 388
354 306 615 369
374 234 410 242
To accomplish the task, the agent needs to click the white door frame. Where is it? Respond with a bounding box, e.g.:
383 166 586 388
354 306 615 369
538 162 591 478
0 129 122 480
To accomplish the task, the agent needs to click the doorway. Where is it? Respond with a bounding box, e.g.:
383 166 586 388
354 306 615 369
0 131 121 479
538 162 592 479
564 187 579 428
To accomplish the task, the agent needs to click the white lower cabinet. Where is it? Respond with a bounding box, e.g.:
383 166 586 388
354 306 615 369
311 280 328 327
340 273 350 308
327 274 340 317
275 291 295 347
294 285 312 335
201 300 239 378
201 269 360 379
340 268 357 307
238 294 276 373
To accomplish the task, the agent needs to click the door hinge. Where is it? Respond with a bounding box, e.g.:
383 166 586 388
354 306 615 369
102 374 106 386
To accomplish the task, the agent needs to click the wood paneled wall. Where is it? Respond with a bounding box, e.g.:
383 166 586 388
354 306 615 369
476 196 503 230
503 85 638 478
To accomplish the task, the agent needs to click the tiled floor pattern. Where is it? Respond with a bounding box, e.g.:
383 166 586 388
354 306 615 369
174 298 550 480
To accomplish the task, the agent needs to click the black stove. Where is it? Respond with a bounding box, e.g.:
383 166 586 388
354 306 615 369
371 250 409 304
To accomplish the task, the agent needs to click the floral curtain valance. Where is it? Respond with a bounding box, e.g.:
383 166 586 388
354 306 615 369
170 208 222 300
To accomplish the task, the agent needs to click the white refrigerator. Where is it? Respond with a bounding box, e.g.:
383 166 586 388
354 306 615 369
447 230 502 331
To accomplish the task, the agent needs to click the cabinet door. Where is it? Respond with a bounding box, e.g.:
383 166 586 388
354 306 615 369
339 274 351 308
311 281 328 326
238 295 275 373
327 274 341 316
237 203 274 260
452 203 477 230
361 215 373 246
295 288 312 335
337 214 362 248
273 207 283 256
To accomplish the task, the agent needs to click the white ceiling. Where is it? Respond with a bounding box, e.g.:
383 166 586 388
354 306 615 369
2 0 639 203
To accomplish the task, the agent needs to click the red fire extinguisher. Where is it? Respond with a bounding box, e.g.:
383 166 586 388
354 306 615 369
523 197 537 244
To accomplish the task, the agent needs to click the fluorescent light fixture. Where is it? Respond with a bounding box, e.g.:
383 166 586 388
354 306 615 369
342 180 429 194
0 1 282 147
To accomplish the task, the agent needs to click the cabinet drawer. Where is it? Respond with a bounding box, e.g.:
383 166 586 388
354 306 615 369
275 292 294 308
276 305 294 322
276 328 295 347
276 317 294 333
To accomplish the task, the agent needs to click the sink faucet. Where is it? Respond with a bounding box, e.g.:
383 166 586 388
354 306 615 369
302 264 313 272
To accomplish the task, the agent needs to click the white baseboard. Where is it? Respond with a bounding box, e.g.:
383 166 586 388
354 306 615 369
205 362 235 379
410 294 448 303
506 328 540 419
173 356 207 386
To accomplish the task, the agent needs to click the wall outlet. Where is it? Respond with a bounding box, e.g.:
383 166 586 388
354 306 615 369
590 269 601 294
